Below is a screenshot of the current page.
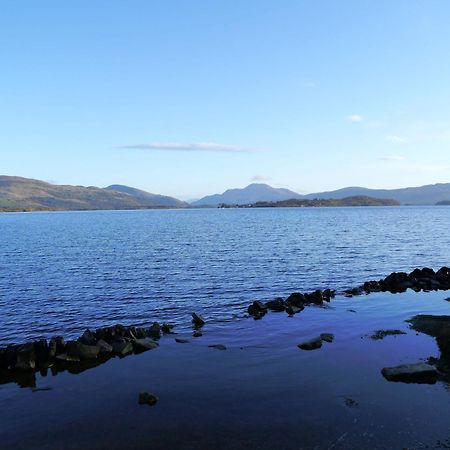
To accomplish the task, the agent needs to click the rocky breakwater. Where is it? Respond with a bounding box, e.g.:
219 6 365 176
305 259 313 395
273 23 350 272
0 322 174 388
247 266 450 320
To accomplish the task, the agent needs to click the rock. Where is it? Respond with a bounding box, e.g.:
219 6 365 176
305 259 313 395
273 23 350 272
363 280 381 292
79 329 97 346
193 330 203 338
285 293 305 307
49 336 65 357
323 289 336 301
370 329 407 340
304 290 326 304
161 323 175 334
344 287 364 297
247 301 267 317
265 298 285 312
34 339 49 364
15 343 36 371
175 338 190 344
132 339 159 352
381 363 438 383
298 337 323 351
138 391 158 406
285 304 303 316
208 344 227 350
111 341 133 356
320 333 335 343
69 342 100 360
96 339 113 354
147 322 162 339
192 313 206 327
407 315 450 338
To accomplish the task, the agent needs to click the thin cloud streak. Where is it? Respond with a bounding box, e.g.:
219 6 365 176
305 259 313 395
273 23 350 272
116 142 259 153
378 155 406 161
347 114 364 122
386 135 408 143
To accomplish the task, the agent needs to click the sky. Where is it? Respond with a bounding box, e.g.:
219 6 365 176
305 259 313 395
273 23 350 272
1 0 450 200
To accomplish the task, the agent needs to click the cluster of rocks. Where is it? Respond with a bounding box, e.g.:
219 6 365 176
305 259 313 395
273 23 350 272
298 333 334 351
247 289 336 319
0 321 174 382
346 266 450 296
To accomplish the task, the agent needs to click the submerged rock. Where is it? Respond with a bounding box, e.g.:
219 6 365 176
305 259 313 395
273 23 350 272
370 329 407 340
208 344 227 350
138 391 158 406
175 338 190 344
298 337 323 351
381 363 438 384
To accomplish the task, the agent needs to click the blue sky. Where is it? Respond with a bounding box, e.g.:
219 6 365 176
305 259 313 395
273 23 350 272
1 1 450 200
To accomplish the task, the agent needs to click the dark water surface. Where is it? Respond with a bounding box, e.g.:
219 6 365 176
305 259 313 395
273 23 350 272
1 206 450 345
1 291 450 449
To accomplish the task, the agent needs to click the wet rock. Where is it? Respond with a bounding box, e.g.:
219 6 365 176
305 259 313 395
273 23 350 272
111 341 133 356
298 337 323 351
323 289 336 301
305 290 326 305
370 329 407 340
381 363 438 383
285 304 303 316
132 339 159 352
68 342 100 360
192 313 206 327
285 293 305 307
320 333 335 343
147 322 162 339
34 339 49 365
193 330 203 338
344 287 364 297
49 337 65 358
79 329 97 346
407 315 450 338
96 339 113 354
363 280 381 292
247 300 267 317
138 391 158 406
175 338 190 344
265 298 285 312
161 323 175 334
208 344 227 350
15 343 36 371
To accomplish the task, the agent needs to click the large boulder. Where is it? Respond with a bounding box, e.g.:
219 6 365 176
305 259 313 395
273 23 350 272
111 340 133 356
68 342 100 360
132 339 159 352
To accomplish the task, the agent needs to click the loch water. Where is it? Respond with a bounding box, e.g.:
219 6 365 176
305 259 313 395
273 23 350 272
1 206 450 345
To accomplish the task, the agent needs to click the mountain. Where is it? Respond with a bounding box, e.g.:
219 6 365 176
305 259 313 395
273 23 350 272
191 183 303 206
0 176 187 212
193 182 450 206
105 184 188 208
304 183 450 205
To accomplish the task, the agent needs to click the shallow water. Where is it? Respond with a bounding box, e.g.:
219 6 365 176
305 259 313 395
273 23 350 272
1 291 450 449
1 206 450 345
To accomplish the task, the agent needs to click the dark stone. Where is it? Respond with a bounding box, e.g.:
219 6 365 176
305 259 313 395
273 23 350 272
68 342 100 360
138 391 158 406
320 333 335 343
265 298 285 312
381 363 438 383
175 338 190 344
192 313 206 327
305 290 326 304
363 280 381 292
208 344 227 350
344 287 364 297
132 339 159 352
247 300 268 318
370 329 407 340
34 339 49 364
285 293 305 307
111 341 133 356
285 304 303 316
15 343 36 371
298 337 323 351
161 323 175 334
55 353 81 363
193 330 203 338
96 339 113 354
79 329 97 346
147 322 162 339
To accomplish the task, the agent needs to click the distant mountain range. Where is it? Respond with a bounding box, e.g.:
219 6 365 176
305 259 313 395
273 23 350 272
192 182 450 206
1 176 450 212
0 176 187 211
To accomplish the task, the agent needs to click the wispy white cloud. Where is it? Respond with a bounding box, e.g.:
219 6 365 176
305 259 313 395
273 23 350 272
116 142 258 153
385 135 408 143
347 114 364 123
378 155 406 161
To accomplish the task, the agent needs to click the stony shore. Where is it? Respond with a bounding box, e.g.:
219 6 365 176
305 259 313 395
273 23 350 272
1 266 450 388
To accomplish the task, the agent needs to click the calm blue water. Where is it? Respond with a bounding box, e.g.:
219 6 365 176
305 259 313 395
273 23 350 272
1 206 450 345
